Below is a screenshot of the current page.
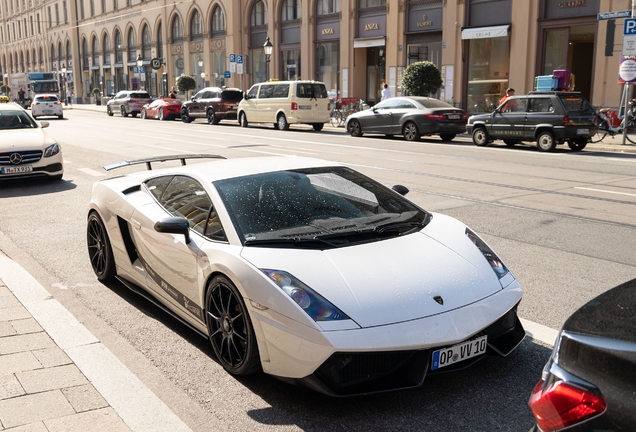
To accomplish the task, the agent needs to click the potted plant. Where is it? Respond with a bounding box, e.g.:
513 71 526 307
92 88 101 105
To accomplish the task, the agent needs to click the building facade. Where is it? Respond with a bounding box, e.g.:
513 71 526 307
0 0 631 111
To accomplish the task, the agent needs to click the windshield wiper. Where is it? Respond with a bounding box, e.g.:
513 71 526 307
373 220 427 235
244 236 345 248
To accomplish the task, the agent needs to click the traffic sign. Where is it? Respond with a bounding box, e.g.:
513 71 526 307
625 18 636 34
237 55 243 64
224 71 231 79
151 58 162 70
237 55 244 75
230 53 236 73
598 10 631 20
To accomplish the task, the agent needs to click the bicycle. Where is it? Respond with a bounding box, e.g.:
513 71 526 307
589 100 636 144
330 107 346 127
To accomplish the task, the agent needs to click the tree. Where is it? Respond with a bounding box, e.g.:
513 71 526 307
176 75 196 97
401 61 443 97
0 85 10 95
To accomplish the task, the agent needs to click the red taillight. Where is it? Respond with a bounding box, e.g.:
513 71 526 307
327 102 331 110
291 102 298 111
32 102 39 106
528 380 606 432
562 115 570 126
55 101 62 105
462 113 468 120
425 113 446 121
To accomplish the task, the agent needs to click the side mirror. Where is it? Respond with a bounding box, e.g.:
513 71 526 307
40 121 49 128
190 96 195 101
372 106 377 113
154 217 191 244
243 92 249 100
391 184 409 196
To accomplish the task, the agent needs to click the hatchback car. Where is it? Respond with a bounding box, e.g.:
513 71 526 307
107 91 153 117
87 154 525 396
181 87 243 124
466 91 597 152
141 98 182 121
528 278 636 431
31 94 64 119
0 103 63 180
345 97 468 142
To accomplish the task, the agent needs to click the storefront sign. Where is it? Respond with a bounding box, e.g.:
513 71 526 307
322 28 334 35
365 23 379 31
316 22 340 40
545 0 598 19
408 8 442 33
461 25 509 40
357 15 386 38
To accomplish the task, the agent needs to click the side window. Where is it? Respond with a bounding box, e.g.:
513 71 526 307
193 91 204 99
247 85 259 99
374 99 399 110
272 84 290 98
501 98 526 113
158 176 212 236
259 85 275 99
529 98 554 113
396 101 416 109
204 205 227 242
202 91 216 99
145 176 175 201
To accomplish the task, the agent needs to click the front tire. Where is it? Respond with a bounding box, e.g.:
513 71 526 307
181 108 193 123
141 109 147 119
205 275 261 376
348 119 362 137
277 113 290 131
536 131 556 152
207 108 220 125
239 112 248 128
107 106 113 116
472 127 489 146
439 133 456 142
403 121 421 141
87 212 116 282
159 108 165 121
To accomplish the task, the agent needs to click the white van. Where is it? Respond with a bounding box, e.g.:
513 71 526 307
237 80 330 131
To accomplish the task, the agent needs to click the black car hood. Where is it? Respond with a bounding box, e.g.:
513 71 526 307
562 278 636 344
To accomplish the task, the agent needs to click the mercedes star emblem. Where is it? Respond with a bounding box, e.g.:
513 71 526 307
9 153 22 164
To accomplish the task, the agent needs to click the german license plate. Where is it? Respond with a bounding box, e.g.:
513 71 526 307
447 114 461 120
576 128 589 135
431 335 487 370
43 110 52 114
1 165 33 174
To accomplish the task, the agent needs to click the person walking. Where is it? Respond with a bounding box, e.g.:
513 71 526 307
381 83 391 101
66 88 72 106
17 87 25 106
169 86 178 99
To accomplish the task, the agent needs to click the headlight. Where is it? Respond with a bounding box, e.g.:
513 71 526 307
465 228 509 279
261 269 350 321
43 143 60 157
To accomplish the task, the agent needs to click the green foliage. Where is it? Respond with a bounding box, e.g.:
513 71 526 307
0 85 10 94
176 75 196 94
401 61 443 97
92 88 101 94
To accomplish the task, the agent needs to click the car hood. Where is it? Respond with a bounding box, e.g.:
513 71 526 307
0 128 54 150
240 220 503 328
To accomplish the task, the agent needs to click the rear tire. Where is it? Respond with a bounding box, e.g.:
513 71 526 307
472 127 488 146
277 114 290 131
439 133 456 142
239 112 248 128
207 108 220 125
567 139 587 151
120 106 128 117
312 123 324 131
87 212 116 282
159 108 165 121
403 122 421 141
536 131 556 152
141 109 147 119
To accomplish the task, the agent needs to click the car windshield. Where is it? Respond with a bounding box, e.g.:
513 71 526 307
214 167 430 248
0 110 36 129
559 95 594 115
221 91 243 102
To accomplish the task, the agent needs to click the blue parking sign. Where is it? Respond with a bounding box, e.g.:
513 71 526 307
230 54 236 63
224 71 231 78
237 55 243 64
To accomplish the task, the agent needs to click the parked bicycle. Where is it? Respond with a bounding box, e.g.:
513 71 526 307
589 99 636 144
329 97 363 127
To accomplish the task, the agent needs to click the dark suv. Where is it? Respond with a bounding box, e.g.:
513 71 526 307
466 91 598 152
106 91 153 117
181 87 243 124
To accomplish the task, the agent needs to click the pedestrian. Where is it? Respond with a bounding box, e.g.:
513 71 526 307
381 83 391 101
499 87 515 107
18 87 25 106
169 86 178 99
66 88 72 106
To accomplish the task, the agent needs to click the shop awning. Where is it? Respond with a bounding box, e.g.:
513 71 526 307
353 37 386 48
461 25 509 40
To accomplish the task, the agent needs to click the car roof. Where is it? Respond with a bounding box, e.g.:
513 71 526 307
198 87 242 92
119 156 340 184
0 102 26 112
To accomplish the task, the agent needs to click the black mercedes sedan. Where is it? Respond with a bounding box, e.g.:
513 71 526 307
345 97 467 142
528 278 636 431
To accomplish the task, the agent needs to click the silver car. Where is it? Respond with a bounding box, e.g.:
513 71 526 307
106 91 153 117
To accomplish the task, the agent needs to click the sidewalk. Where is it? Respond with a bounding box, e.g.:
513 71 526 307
67 102 636 153
0 251 192 432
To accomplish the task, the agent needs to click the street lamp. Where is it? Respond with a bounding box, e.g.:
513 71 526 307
136 54 143 90
61 63 67 105
263 36 273 82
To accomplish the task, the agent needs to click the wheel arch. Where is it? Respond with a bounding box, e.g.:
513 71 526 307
533 125 555 140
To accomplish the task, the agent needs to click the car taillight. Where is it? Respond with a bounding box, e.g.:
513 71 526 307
425 113 446 121
291 102 298 110
32 102 39 106
462 113 468 120
55 101 62 105
528 380 606 432
562 115 570 126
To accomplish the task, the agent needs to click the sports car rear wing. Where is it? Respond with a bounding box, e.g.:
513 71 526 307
103 154 226 171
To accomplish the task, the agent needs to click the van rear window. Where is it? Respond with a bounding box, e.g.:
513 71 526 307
296 83 328 99
558 96 594 115
221 91 244 102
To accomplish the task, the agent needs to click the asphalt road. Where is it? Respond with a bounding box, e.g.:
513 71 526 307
1 109 635 431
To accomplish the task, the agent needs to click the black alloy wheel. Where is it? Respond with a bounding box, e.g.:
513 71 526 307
159 108 165 121
120 105 128 117
472 127 488 146
348 119 362 137
207 108 220 125
239 112 248 128
86 212 116 282
403 121 421 141
205 276 261 376
181 108 193 123
536 131 556 152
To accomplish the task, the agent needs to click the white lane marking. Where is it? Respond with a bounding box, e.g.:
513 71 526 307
78 167 107 177
575 187 636 197
520 318 559 347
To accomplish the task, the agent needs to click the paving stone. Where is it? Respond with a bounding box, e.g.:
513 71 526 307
0 352 42 376
61 384 108 413
16 364 88 394
0 374 25 400
10 319 42 335
0 285 11 297
31 347 71 368
0 390 75 428
0 297 19 310
1 421 49 432
0 333 55 355
0 306 30 323
0 322 16 338
44 407 131 432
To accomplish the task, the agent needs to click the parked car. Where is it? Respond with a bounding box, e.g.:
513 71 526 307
0 103 63 180
528 278 636 431
141 98 182 121
180 87 243 124
31 94 64 119
237 81 330 131
345 97 468 141
106 91 153 117
87 154 525 396
466 91 598 152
